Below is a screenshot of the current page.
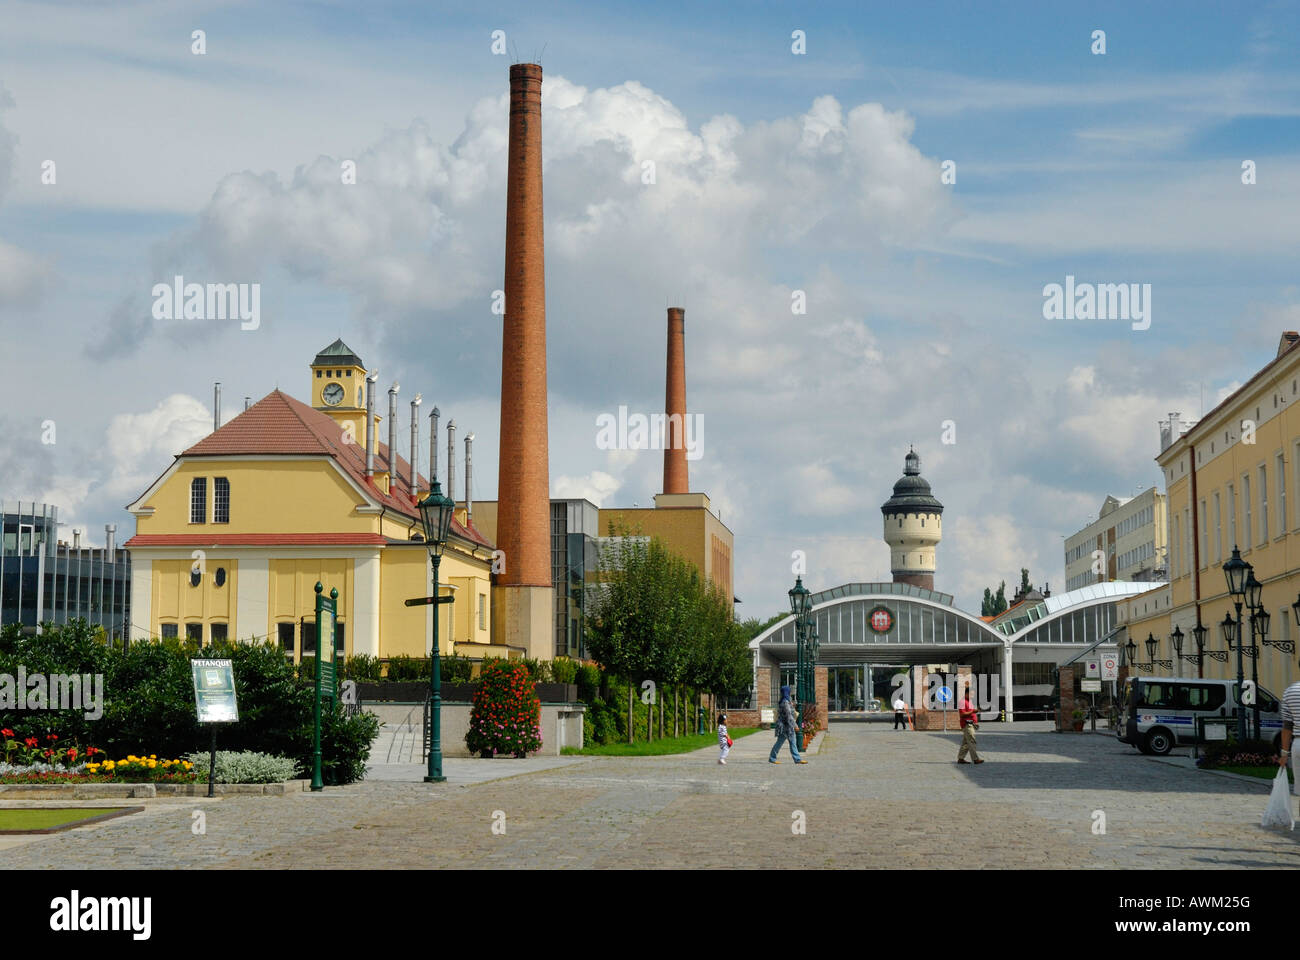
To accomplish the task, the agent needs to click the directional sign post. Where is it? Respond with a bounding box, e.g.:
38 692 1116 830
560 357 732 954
936 684 952 732
404 595 455 607
312 582 339 792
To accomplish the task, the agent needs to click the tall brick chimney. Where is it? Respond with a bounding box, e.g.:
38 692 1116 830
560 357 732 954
663 306 688 495
494 62 554 660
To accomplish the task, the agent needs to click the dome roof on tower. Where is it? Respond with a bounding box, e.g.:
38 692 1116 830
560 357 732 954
881 447 944 515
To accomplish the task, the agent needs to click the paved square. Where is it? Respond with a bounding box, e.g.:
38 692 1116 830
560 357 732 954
3 723 1296 869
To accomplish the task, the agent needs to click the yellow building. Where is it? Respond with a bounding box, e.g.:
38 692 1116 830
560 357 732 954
598 493 735 606
125 341 500 662
1121 332 1300 698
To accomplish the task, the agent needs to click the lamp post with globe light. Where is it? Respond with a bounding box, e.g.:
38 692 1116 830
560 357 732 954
417 479 455 783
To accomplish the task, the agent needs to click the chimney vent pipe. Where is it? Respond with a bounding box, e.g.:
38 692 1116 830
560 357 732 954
465 433 475 524
365 372 378 481
429 406 440 485
446 420 457 504
410 394 422 500
213 382 222 432
73 528 81 551
387 382 400 482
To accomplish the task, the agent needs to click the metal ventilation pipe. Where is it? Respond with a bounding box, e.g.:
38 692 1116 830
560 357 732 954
73 529 81 551
429 406 440 485
244 396 252 412
105 523 117 561
213 382 221 432
465 433 475 524
446 419 457 503
387 382 400 480
409 394 422 499
365 372 378 481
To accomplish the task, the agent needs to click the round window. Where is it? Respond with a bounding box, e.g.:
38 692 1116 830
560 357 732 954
189 569 201 587
215 567 226 587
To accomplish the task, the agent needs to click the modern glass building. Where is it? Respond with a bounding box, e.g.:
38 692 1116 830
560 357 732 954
0 500 131 640
551 499 599 660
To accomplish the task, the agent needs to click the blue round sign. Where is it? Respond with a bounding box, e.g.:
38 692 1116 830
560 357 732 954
936 687 953 703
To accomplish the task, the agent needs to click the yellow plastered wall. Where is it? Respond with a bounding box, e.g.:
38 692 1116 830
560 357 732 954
267 558 354 660
152 558 237 637
137 459 377 536
599 505 734 606
378 546 490 658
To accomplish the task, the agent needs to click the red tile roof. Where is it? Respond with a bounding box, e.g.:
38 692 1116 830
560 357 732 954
171 390 494 551
125 533 388 547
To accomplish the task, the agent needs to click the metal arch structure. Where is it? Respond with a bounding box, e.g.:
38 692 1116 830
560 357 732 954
751 579 1166 721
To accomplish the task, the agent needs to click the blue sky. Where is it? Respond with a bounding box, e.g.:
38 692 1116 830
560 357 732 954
1 0 1298 620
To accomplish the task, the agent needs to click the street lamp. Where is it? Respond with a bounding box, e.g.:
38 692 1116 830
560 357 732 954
1222 546 1249 743
1146 633 1172 671
788 577 811 726
1247 607 1266 740
1170 625 1183 668
418 479 455 783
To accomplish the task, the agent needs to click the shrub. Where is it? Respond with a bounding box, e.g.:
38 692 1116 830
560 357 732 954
440 653 473 684
344 654 383 683
518 657 552 683
0 625 376 785
551 657 578 684
1196 738 1281 769
575 664 601 704
184 750 301 784
465 659 542 758
386 655 430 682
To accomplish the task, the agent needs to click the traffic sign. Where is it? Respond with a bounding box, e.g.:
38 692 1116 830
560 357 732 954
1084 658 1100 678
1101 655 1119 681
935 686 952 703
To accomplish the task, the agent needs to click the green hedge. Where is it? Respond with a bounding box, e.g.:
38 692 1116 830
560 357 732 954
0 620 378 785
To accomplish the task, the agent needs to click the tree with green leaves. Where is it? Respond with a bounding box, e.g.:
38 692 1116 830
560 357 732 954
981 581 1007 616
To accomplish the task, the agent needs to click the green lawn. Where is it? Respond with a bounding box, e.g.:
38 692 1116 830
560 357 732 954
563 726 759 756
0 807 137 832
1213 765 1294 782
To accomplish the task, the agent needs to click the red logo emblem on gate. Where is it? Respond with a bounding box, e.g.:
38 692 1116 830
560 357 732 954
869 605 893 633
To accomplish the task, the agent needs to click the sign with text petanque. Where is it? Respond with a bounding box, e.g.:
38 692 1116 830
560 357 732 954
191 659 238 723
317 584 337 697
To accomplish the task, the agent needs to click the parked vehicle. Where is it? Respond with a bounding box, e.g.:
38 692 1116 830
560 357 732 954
1117 676 1283 756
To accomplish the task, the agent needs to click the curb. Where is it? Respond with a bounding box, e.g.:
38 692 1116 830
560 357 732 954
0 779 311 799
1147 756 1282 789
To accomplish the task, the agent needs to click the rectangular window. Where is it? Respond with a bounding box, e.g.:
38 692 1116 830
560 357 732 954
1258 465 1268 543
1212 492 1221 562
302 621 317 656
190 477 207 524
210 623 228 643
1198 500 1208 569
478 593 486 631
1227 483 1237 551
1183 508 1191 575
1277 454 1286 534
161 623 178 639
335 623 345 658
1243 475 1252 549
186 622 203 643
278 622 295 656
213 477 230 524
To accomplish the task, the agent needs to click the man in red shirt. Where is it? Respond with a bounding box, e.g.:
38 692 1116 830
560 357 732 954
957 689 985 764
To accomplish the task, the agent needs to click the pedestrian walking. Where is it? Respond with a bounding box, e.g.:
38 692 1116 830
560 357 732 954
956 690 984 764
1279 674 1300 796
718 712 732 764
893 695 909 730
769 685 807 764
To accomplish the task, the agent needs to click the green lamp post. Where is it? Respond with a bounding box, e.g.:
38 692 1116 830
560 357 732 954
1222 546 1250 743
788 577 811 726
418 479 455 783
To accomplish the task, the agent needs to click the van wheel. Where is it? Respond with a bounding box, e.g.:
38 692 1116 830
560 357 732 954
1144 728 1174 756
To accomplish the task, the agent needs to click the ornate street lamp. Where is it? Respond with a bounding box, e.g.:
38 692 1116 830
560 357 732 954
1221 611 1237 650
1244 570 1264 612
1222 547 1249 743
418 479 455 783
1146 633 1172 671
788 577 811 726
1170 625 1183 668
1247 608 1266 740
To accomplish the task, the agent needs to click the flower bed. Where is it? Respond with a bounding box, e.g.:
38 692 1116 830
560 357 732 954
465 659 543 758
1195 738 1281 770
2 727 102 770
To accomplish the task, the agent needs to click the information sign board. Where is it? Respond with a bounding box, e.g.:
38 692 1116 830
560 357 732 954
191 659 238 723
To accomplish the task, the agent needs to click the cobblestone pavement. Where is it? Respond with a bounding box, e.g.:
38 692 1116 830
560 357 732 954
5 723 1298 869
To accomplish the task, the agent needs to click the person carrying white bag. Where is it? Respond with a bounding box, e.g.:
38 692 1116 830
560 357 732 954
1266 676 1300 830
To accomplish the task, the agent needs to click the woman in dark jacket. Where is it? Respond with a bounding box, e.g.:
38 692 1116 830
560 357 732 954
768 685 807 764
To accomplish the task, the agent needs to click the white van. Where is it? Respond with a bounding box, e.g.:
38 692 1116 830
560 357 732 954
1117 676 1283 755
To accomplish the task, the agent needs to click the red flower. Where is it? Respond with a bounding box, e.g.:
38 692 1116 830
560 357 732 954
46 733 58 741
1 728 12 738
67 747 78 759
86 746 99 756
24 737 38 747
43 749 54 758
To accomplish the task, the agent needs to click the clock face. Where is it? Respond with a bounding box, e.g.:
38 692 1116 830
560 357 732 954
322 382 345 406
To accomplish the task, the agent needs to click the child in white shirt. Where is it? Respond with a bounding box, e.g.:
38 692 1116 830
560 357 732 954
718 713 732 764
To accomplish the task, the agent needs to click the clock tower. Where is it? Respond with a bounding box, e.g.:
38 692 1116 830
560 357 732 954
311 338 372 444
